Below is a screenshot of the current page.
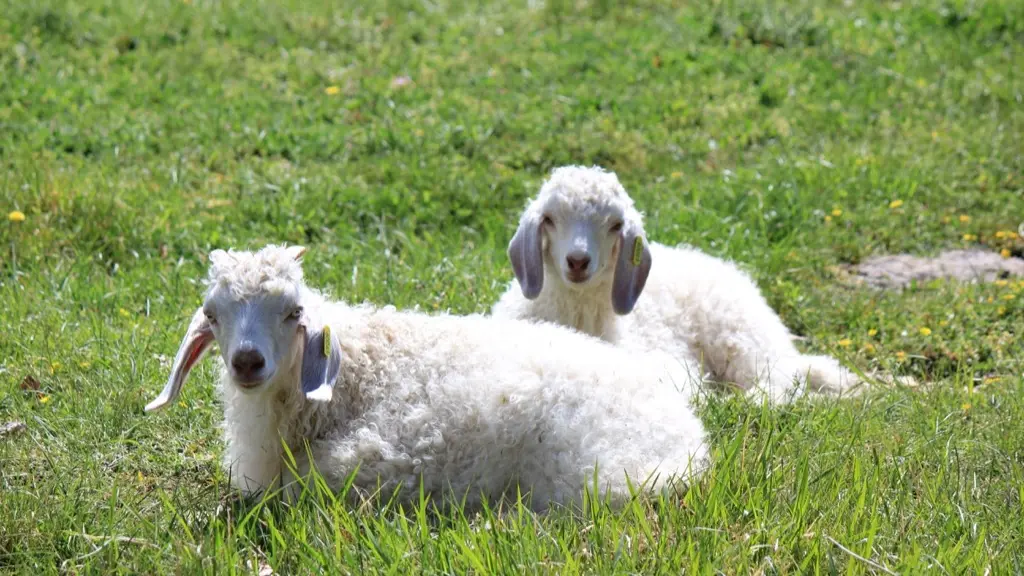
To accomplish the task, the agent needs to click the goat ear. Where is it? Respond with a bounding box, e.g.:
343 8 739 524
287 245 307 262
611 230 652 315
145 308 214 412
508 214 544 299
300 322 342 402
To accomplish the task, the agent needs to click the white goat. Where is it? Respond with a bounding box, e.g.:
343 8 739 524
145 244 708 512
492 165 863 404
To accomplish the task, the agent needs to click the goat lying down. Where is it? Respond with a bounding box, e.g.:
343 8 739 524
146 245 708 511
492 165 863 404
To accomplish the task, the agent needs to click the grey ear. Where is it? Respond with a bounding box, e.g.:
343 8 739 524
145 308 214 412
300 323 342 402
611 231 652 315
508 215 544 299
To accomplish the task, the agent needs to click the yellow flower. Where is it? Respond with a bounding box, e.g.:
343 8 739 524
997 306 1006 315
1000 248 1011 259
119 308 131 317
941 216 952 224
831 208 843 217
868 328 878 337
939 320 948 327
919 327 932 336
1003 293 1015 300
961 403 971 411
995 279 1009 287
863 343 876 353
889 200 904 209
324 86 341 95
39 395 50 404
8 210 25 222
895 351 907 361
825 215 833 223
78 361 91 369
931 131 938 141
958 214 971 223
670 171 683 179
962 234 977 241
837 338 852 347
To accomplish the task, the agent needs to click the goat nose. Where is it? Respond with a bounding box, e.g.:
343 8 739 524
566 252 591 272
231 348 265 377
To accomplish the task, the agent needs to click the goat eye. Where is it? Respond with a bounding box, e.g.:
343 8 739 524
204 313 217 325
541 215 554 227
610 221 624 234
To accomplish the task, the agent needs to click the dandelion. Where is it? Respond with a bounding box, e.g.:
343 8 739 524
837 338 852 347
961 402 971 411
958 214 971 223
39 395 50 404
825 215 833 223
868 328 878 337
997 306 1006 315
895 351 907 361
863 343 876 353
1000 248 1011 259
119 308 131 317
324 86 341 96
831 208 843 217
8 210 25 222
919 327 932 336
995 279 1009 287
962 233 977 241
670 171 683 179
78 361 91 369
889 199 904 209
1003 293 1015 300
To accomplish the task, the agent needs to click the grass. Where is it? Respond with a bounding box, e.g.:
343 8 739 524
1 0 1023 572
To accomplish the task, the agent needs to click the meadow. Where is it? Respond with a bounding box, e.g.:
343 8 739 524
1 0 1023 572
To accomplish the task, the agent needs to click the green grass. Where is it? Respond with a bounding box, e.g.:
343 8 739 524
2 0 1023 572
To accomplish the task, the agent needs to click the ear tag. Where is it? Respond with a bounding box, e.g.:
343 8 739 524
322 325 332 357
631 237 644 266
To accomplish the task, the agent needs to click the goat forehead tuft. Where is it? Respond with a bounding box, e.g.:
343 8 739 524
535 165 637 216
205 244 305 298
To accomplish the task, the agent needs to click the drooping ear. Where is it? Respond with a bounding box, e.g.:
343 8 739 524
145 308 214 412
286 245 307 262
299 322 342 402
611 230 652 315
508 214 544 299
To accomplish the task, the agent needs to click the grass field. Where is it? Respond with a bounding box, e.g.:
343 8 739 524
2 0 1023 572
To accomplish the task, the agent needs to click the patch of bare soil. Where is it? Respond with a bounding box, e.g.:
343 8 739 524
845 249 1024 290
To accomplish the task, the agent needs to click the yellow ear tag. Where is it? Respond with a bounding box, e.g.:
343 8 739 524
322 325 332 357
631 237 644 266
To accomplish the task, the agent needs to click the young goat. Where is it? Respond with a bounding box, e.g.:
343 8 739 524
146 244 708 511
492 165 863 404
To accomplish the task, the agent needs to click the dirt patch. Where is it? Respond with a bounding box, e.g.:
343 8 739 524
845 249 1024 290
